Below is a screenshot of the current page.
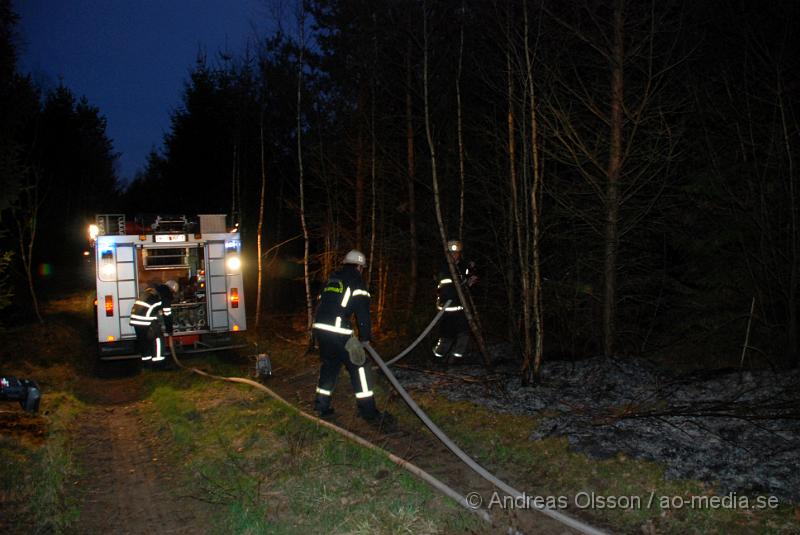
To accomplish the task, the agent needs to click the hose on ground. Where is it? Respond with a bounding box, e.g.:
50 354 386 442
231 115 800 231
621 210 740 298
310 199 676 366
166 337 520 534
384 300 451 366
365 342 610 535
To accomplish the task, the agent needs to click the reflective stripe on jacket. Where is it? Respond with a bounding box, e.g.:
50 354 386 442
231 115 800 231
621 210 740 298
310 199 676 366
436 259 471 312
312 265 371 340
129 285 173 334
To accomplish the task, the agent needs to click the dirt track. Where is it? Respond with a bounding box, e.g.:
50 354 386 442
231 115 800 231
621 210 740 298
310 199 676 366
71 375 211 535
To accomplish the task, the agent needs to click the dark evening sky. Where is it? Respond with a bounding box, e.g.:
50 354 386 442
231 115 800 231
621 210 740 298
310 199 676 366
15 0 269 184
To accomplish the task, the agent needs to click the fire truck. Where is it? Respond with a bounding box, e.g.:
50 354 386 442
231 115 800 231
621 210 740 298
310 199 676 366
90 214 246 360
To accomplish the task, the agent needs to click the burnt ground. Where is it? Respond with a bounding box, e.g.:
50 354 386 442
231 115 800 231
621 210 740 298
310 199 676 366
391 345 800 504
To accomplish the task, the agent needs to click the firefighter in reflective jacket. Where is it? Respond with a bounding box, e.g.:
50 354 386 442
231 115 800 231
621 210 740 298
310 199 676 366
433 240 478 359
312 250 383 421
130 280 178 364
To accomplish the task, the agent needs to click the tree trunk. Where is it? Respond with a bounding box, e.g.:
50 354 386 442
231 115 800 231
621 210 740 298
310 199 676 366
506 195 516 342
367 10 378 287
14 174 43 324
506 11 534 383
296 8 313 331
524 0 544 382
255 114 267 328
456 2 466 242
17 218 42 324
230 144 237 218
603 0 625 358
355 91 366 250
405 39 418 317
422 0 491 369
778 74 798 366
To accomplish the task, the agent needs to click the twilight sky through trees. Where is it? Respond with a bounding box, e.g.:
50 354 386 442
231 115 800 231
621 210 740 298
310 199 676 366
15 0 266 183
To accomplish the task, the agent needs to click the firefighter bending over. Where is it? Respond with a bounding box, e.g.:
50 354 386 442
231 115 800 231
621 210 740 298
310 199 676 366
433 240 478 359
130 280 178 365
312 250 389 423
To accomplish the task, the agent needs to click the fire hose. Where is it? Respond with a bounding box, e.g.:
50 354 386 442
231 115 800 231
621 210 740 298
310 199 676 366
384 300 451 366
166 337 517 533
364 341 608 535
167 313 609 535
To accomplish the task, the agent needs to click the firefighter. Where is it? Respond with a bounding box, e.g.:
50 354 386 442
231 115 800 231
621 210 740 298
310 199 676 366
312 250 387 422
130 279 178 366
433 240 478 359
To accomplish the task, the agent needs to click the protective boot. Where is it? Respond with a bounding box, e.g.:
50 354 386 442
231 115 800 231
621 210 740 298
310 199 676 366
361 406 397 431
433 338 453 358
357 397 380 420
451 332 470 358
314 390 335 418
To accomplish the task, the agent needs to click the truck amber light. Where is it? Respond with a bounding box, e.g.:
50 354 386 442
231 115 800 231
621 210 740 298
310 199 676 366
104 295 114 316
232 324 240 331
107 335 115 342
230 288 239 308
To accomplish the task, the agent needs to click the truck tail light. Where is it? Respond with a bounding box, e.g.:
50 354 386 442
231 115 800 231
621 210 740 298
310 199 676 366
104 295 114 316
230 288 239 308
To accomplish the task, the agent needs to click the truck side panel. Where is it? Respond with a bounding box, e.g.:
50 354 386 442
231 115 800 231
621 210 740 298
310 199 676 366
117 244 138 338
96 241 138 343
207 241 229 331
228 272 246 330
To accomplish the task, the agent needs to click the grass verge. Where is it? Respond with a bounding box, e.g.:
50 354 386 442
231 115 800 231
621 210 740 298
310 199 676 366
0 391 83 534
139 363 480 534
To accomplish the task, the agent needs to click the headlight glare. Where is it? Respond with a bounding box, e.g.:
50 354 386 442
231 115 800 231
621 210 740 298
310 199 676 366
226 256 241 271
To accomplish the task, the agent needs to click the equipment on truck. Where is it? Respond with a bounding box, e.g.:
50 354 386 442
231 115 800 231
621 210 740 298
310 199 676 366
0 376 41 413
89 213 247 361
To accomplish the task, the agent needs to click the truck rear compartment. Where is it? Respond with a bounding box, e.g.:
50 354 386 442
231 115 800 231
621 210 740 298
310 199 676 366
93 214 246 360
137 245 209 334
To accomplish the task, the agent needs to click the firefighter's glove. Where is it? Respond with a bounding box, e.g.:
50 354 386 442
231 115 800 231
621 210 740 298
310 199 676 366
346 336 367 366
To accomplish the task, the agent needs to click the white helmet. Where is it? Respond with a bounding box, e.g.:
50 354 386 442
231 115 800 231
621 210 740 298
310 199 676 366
343 249 366 267
446 240 463 252
165 279 179 295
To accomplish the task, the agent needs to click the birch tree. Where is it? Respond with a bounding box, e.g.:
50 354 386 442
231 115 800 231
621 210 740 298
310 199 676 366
255 111 267 328
294 2 313 329
422 0 491 369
